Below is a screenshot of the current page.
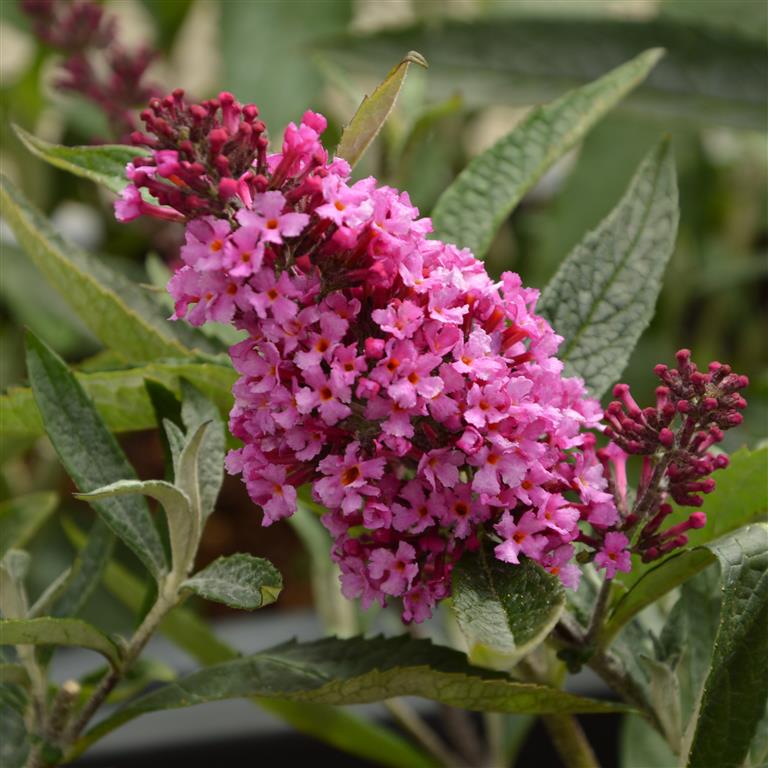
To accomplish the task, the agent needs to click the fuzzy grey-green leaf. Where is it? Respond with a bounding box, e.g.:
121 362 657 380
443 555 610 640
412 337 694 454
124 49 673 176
430 48 663 257
1 359 237 444
539 139 678 398
316 18 767 129
180 381 224 521
686 524 768 768
84 635 626 745
0 492 58 559
13 126 144 194
25 333 168 579
76 479 192 578
452 543 564 667
1 175 216 362
0 617 122 667
183 554 282 610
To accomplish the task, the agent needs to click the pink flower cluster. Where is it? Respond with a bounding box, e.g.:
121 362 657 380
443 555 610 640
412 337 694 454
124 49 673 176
118 92 630 621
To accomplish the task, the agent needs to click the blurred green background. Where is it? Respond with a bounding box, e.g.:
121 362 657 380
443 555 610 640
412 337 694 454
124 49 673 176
1 0 766 626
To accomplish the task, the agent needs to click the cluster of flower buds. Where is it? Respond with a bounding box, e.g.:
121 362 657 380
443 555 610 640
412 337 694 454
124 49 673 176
601 350 747 562
116 90 746 620
21 0 158 141
117 90 269 222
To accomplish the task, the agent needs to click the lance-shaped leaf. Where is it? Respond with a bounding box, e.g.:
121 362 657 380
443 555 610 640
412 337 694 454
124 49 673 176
50 518 115 621
0 693 29 768
84 634 625 746
0 665 29 687
0 492 58 559
316 18 767 129
602 548 715 646
0 551 30 619
452 543 565 668
62 520 439 768
13 126 145 194
429 48 662 257
180 381 224 520
686 523 768 768
27 567 74 619
182 554 282 610
1 359 236 444
539 139 678 398
26 333 167 579
1 175 216 362
336 50 428 168
76 479 195 579
0 618 122 668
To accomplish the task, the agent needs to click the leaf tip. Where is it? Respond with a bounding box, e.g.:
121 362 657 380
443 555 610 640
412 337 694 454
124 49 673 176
404 50 428 69
643 47 666 67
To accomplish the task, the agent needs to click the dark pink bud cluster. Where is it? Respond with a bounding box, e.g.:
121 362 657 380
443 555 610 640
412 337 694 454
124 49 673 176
21 0 158 141
21 0 114 50
116 93 630 622
118 90 269 222
602 350 747 562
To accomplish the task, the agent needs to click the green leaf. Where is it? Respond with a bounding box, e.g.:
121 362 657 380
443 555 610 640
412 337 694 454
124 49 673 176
0 664 29 687
139 0 193 50
336 51 428 168
660 567 721 724
639 655 682 749
0 550 30 619
686 524 768 768
26 333 167 579
661 0 768 43
0 618 122 668
180 381 225 521
84 635 625 747
0 492 58 559
27 566 74 618
13 126 144 194
747 702 768 768
602 548 715 646
0 175 215 363
431 48 662 257
182 554 282 610
145 380 183 478
1 359 237 444
316 17 768 129
221 0 353 131
49 519 115 620
539 139 678 398
79 657 177 705
0 694 29 768
76 480 193 579
62 520 440 768
172 422 208 565
620 714 676 768
452 543 565 668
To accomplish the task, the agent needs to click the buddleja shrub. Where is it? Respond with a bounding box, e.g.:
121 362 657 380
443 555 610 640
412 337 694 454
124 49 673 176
1 4 766 767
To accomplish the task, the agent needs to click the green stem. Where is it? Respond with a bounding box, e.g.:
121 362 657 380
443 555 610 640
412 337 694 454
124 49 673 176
542 714 600 768
584 579 612 649
59 578 182 761
384 699 462 768
483 712 506 768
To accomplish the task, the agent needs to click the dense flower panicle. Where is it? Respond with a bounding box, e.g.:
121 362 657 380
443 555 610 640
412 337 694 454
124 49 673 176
601 350 747 563
118 91 692 621
21 0 158 141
